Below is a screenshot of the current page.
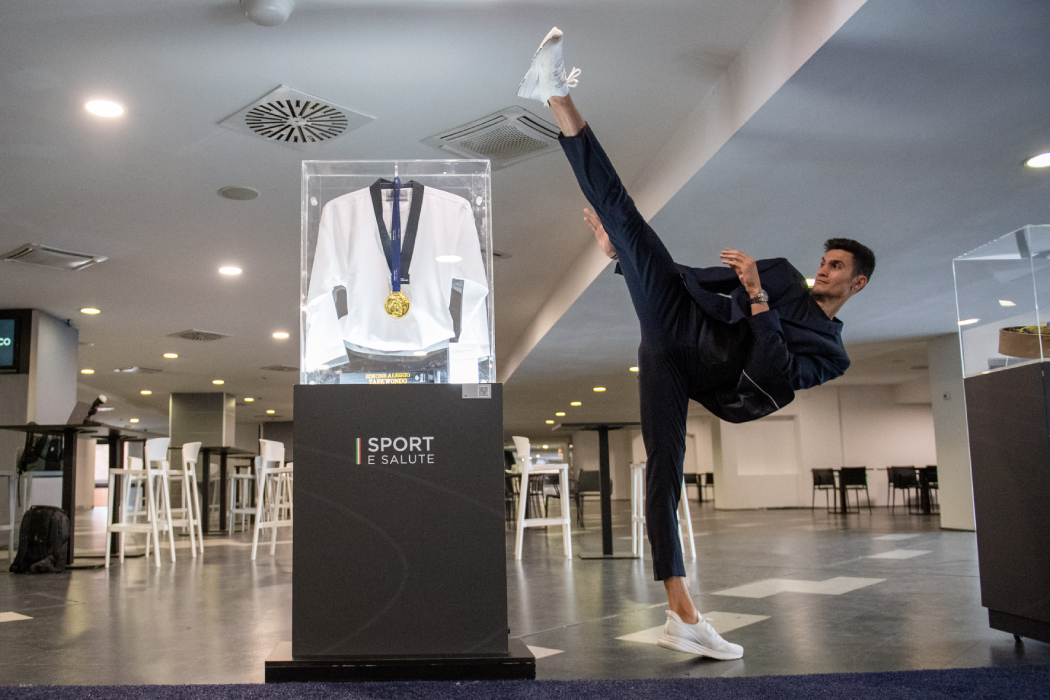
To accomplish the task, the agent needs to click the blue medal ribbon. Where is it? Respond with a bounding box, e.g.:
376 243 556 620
391 177 402 293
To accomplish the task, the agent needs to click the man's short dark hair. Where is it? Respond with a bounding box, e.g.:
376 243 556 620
825 238 875 280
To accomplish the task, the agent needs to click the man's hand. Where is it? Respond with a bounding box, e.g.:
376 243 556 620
719 248 762 297
583 208 617 260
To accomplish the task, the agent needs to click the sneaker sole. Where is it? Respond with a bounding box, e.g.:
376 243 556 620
657 634 743 660
516 27 563 98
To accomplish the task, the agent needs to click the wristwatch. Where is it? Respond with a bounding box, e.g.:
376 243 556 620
748 289 769 305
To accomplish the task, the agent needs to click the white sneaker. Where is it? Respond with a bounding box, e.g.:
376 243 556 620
657 610 744 660
516 26 581 106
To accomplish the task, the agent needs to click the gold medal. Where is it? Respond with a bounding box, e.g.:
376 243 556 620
384 291 410 318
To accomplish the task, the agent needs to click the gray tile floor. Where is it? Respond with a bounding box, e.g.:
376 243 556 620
1 500 1048 685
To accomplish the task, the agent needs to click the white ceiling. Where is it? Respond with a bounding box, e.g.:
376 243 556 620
1 1 1048 437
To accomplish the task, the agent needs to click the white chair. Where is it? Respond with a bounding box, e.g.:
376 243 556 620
105 455 174 568
513 436 571 560
229 458 257 536
251 439 293 560
158 442 205 557
629 462 696 560
0 469 15 560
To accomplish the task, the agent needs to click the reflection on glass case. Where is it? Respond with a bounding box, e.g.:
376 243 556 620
953 225 1050 378
301 160 494 386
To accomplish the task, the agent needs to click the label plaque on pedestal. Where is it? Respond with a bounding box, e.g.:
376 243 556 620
292 383 508 659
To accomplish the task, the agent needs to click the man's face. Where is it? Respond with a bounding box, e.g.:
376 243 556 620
812 249 857 298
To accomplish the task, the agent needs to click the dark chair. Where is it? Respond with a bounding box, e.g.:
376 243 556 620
574 469 601 527
889 466 919 512
838 467 872 512
921 465 939 513
701 473 714 503
811 469 836 511
683 473 702 506
504 473 519 527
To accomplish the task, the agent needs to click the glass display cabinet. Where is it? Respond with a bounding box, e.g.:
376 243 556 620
954 224 1050 645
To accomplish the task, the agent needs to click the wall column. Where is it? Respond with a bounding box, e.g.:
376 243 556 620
927 334 975 531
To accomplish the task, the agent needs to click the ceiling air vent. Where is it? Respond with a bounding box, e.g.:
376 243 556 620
169 329 230 342
218 85 374 148
113 366 163 374
3 243 107 271
261 364 299 372
423 107 560 170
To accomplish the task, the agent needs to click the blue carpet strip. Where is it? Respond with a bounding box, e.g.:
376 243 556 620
1 666 1048 699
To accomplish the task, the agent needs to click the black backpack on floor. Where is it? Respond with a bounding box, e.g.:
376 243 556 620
9 506 70 574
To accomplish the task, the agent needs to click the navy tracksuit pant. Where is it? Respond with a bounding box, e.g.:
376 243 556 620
560 125 749 580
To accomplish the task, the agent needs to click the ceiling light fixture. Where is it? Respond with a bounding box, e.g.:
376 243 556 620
555 412 565 417
958 318 980 326
542 445 549 449
140 390 152 395
129 418 140 423
629 366 639 372
806 278 816 287
219 266 242 275
272 331 290 340
1025 152 1050 168
999 300 1016 307
240 0 295 27
212 379 225 385
85 100 124 117
81 369 95 375
593 387 606 392
163 353 178 359
80 307 100 315
218 186 259 201
545 420 555 425
266 409 276 414
244 397 255 402
570 401 582 406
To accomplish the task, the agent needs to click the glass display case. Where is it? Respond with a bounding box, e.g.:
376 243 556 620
953 225 1050 377
300 160 494 386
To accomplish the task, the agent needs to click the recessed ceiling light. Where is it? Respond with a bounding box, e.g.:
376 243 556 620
80 368 95 374
555 412 566 417
629 366 639 372
272 331 290 340
545 420 555 424
129 418 140 423
219 266 242 275
80 307 100 315
85 100 124 117
999 300 1016 307
436 255 462 263
163 353 178 359
244 397 255 402
212 379 225 385
218 186 259 201
1025 152 1050 168
140 390 152 395
570 401 582 406
542 445 549 449
266 409 276 414
958 318 980 326
593 387 606 392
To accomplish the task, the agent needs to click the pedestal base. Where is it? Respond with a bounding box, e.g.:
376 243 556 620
989 609 1050 645
264 638 536 683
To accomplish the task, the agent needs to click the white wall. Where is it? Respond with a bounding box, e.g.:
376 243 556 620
28 310 79 424
712 381 937 509
927 334 975 530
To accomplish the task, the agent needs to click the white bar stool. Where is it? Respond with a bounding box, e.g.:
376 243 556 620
629 462 696 560
0 470 15 560
512 436 571 560
229 459 257 535
252 439 293 560
105 455 173 567
160 442 205 556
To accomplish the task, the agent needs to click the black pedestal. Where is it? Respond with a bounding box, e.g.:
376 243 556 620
264 638 535 683
292 384 510 661
965 363 1050 643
